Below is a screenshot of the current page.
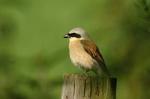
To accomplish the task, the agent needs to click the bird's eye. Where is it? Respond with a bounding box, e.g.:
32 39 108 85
69 33 81 38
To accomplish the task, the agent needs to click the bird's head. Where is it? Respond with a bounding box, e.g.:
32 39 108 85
64 27 89 41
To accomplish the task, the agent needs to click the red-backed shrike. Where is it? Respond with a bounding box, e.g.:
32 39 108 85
64 27 110 77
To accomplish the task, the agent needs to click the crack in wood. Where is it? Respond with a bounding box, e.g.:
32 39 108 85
89 77 92 98
65 95 68 99
73 79 75 99
95 79 100 96
83 79 86 97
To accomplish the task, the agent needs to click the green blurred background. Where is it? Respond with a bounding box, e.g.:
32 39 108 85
0 0 150 99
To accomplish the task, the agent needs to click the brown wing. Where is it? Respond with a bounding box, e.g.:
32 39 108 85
81 40 110 75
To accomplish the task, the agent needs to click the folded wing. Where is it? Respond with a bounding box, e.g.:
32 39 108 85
81 40 110 76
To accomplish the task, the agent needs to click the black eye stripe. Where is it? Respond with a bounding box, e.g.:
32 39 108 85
68 33 81 38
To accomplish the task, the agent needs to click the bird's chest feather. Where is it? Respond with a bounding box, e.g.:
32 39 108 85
69 40 96 69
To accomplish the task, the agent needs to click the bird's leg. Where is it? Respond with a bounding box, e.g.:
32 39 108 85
78 66 88 76
84 69 94 77
81 69 88 76
82 68 95 77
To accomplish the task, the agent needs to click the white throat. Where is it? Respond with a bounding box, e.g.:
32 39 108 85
69 37 86 42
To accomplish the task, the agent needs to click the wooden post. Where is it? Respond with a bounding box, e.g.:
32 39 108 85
61 74 117 99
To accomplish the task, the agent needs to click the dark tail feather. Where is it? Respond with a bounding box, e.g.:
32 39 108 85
96 63 111 77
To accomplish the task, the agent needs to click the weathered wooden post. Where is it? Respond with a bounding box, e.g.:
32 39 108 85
61 74 117 99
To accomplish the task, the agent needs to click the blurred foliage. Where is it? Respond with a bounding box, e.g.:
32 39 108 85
0 0 150 99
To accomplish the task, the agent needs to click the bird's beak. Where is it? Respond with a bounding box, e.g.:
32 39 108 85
64 33 70 38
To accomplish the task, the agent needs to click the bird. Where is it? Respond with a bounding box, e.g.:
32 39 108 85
64 27 110 77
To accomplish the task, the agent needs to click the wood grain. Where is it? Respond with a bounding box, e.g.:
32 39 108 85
61 74 117 99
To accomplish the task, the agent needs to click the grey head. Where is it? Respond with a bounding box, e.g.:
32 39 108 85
64 27 89 39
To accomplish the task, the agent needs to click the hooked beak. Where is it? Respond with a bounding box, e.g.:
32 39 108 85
64 33 70 38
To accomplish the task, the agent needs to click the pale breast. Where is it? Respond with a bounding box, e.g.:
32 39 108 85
69 40 97 69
